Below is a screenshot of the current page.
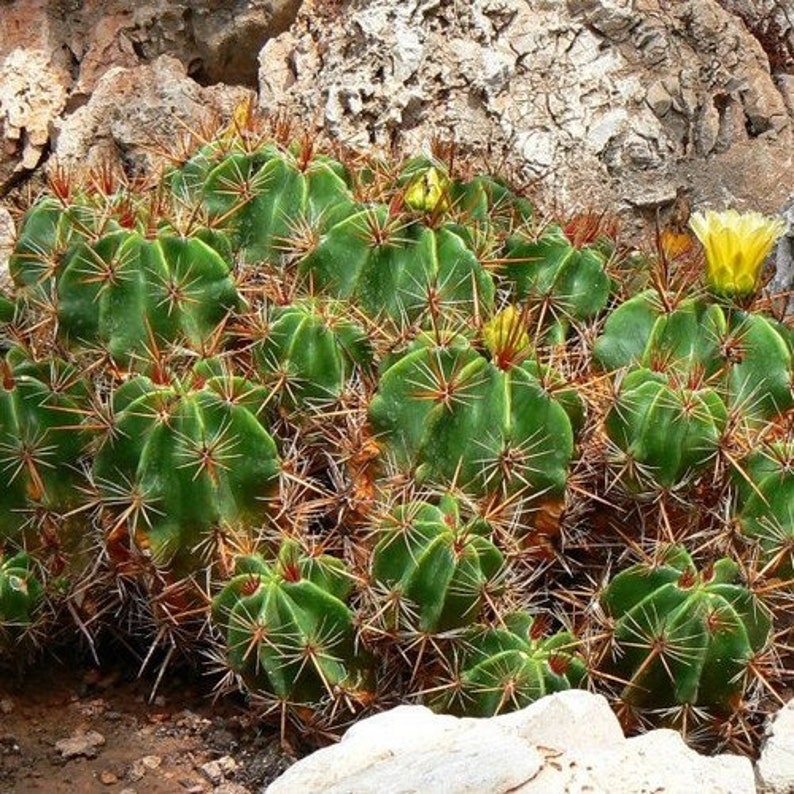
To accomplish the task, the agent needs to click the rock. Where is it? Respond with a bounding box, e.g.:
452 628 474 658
756 697 794 793
492 688 624 752
258 0 794 228
770 197 794 313
200 755 238 785
55 729 106 760
0 48 69 178
264 691 754 794
0 1 301 184
51 56 251 175
716 0 794 74
213 784 251 794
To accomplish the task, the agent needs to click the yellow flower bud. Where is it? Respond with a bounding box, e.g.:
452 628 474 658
483 306 530 369
689 209 787 299
404 167 450 213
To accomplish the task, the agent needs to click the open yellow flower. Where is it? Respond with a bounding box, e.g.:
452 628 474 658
689 209 787 299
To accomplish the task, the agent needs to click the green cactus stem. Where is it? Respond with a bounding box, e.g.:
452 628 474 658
733 443 794 576
0 346 90 544
370 494 503 635
92 362 279 574
57 229 240 367
368 331 575 500
0 552 44 636
593 290 793 422
604 367 727 493
599 545 771 713
252 300 372 412
211 541 370 705
432 610 585 717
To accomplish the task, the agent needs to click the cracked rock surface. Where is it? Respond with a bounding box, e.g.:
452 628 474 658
260 0 794 224
0 0 300 187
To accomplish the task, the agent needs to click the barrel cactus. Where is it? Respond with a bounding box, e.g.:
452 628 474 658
298 204 495 327
432 610 585 717
0 552 44 634
0 346 90 544
593 291 793 422
170 140 355 264
92 361 280 575
368 328 576 501
604 367 727 493
500 225 611 341
733 443 794 576
252 300 372 412
56 229 240 367
598 545 771 714
369 493 504 635
211 540 370 708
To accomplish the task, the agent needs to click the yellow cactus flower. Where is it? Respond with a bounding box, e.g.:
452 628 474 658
404 166 450 213
689 209 787 298
483 306 530 369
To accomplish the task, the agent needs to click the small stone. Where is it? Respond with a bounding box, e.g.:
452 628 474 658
200 756 238 785
127 759 146 782
0 735 20 754
179 781 206 793
141 755 162 769
212 784 250 794
0 699 14 715
55 730 106 760
100 770 119 785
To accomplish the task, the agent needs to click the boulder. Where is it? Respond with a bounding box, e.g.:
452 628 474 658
0 1 302 184
264 691 755 794
259 0 794 226
757 698 794 793
51 56 252 175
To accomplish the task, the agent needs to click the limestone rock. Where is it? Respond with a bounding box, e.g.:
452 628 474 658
0 48 69 178
264 691 755 794
0 1 301 184
717 1 794 74
52 56 252 175
258 0 794 226
265 704 545 794
757 697 794 793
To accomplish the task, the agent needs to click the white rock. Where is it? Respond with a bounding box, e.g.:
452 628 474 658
588 729 755 794
265 704 543 794
265 692 755 794
493 689 623 752
757 698 794 793
257 0 794 225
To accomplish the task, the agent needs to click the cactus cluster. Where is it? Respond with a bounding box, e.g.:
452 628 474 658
1 106 792 753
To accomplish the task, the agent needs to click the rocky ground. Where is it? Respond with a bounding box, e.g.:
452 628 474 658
0 658 295 794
